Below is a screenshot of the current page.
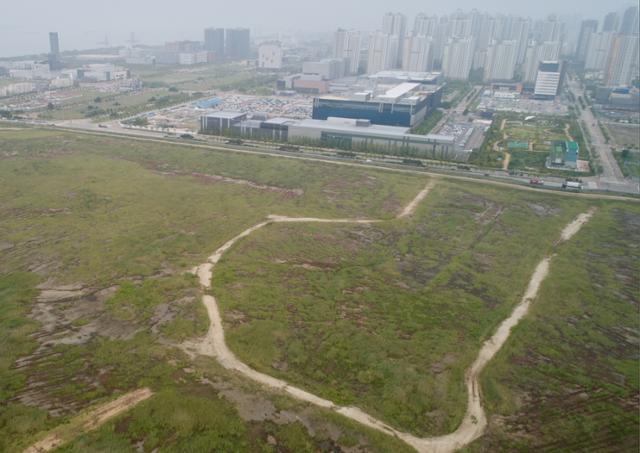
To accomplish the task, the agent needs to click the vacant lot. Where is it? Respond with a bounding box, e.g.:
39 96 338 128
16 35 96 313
213 181 598 436
470 203 640 451
0 127 425 452
607 123 640 150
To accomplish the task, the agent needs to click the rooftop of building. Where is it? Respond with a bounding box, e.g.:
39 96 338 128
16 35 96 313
204 111 247 120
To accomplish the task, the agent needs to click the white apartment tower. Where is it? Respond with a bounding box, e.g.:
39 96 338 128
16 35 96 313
334 29 361 74
604 34 640 87
484 40 518 81
442 37 475 80
367 32 400 74
401 35 432 72
585 32 614 71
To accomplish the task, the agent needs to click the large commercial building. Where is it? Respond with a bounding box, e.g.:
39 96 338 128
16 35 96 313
441 38 474 80
311 82 443 127
484 40 518 81
534 61 563 99
204 28 225 57
200 112 456 155
225 28 250 59
302 59 345 80
334 29 361 75
604 34 639 87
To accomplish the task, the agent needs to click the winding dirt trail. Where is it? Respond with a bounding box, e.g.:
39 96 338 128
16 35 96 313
181 173 597 452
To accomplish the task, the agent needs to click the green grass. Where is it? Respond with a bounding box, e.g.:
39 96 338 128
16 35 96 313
614 150 640 178
0 127 427 451
468 203 640 452
214 181 594 436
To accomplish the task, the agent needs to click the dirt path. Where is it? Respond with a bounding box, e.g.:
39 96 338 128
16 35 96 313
24 388 153 453
183 173 596 452
502 152 511 171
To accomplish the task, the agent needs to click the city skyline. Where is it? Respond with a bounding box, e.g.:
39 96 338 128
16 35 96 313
0 0 637 57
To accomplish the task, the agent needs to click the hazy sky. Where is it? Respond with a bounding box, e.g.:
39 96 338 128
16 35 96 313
0 0 634 57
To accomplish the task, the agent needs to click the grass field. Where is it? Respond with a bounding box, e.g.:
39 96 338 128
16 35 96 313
607 123 640 150
468 203 640 451
1 126 637 451
213 182 598 436
36 88 195 122
0 127 427 452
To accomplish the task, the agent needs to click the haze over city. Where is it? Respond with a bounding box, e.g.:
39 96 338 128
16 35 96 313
0 0 636 56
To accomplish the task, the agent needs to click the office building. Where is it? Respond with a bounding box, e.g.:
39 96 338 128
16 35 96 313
401 35 432 72
312 82 443 127
484 40 518 81
367 32 400 74
585 32 614 71
48 32 62 70
258 42 283 69
602 12 620 32
334 29 361 74
225 28 250 59
204 28 225 57
441 38 474 80
575 20 599 62
620 6 639 35
604 34 639 87
534 61 563 98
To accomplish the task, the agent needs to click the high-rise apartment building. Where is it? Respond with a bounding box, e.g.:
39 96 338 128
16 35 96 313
620 6 639 35
585 32 614 71
602 12 620 32
442 37 475 80
523 41 561 82
484 40 518 81
334 29 361 74
382 12 406 67
367 32 399 73
604 34 639 86
575 20 599 62
204 28 225 57
401 35 432 72
225 28 250 59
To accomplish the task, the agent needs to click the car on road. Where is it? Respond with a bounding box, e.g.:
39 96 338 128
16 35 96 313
98 124 108 128
529 177 544 185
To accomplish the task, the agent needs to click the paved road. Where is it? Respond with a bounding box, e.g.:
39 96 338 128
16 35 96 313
4 118 639 198
567 76 625 182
